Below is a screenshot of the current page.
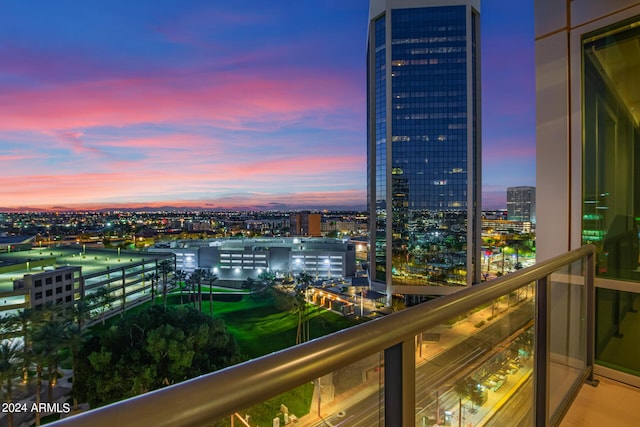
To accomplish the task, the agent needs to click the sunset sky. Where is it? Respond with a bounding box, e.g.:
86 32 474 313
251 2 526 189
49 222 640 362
0 0 534 211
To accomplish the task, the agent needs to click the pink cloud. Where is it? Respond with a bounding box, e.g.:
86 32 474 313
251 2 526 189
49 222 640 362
0 68 362 133
53 130 106 156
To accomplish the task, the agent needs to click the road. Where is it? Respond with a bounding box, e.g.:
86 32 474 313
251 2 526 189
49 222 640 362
484 376 533 427
312 300 535 427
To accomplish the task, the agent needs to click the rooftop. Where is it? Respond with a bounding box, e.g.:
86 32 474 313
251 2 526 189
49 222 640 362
0 246 170 292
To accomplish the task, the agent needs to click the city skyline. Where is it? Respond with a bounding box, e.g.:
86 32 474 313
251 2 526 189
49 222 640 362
0 0 534 211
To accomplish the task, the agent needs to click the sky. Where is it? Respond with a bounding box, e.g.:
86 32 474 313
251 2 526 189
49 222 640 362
0 0 535 211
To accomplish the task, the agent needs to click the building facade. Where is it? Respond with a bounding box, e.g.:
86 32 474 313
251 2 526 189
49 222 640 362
506 186 536 223
536 0 640 386
367 0 482 300
289 213 321 237
0 247 174 325
150 238 357 284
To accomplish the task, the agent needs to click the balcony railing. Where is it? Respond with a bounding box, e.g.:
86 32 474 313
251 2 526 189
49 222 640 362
51 245 596 427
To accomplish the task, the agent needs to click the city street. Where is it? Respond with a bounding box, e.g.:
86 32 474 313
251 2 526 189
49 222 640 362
299 295 535 427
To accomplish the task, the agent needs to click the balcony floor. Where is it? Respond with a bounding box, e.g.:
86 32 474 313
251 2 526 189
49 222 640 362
561 376 640 427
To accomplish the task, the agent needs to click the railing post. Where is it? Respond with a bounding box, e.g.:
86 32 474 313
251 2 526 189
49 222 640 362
384 339 415 427
585 251 599 387
534 276 550 427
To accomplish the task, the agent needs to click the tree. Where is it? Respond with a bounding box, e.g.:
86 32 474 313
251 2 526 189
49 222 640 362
145 272 159 305
454 377 485 409
172 269 188 305
32 319 67 403
189 269 206 312
75 305 244 407
63 321 89 411
202 270 218 316
71 300 91 329
294 288 308 345
242 277 256 292
292 272 315 345
244 271 276 300
158 260 174 307
86 286 113 325
297 271 313 288
0 340 21 427
4 308 50 384
258 270 276 288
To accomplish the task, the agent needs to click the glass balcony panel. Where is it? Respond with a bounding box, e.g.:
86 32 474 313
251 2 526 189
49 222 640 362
596 288 640 377
209 352 384 427
415 284 535 426
548 259 588 422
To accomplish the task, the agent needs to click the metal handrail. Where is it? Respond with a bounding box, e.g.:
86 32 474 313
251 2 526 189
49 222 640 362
51 245 596 427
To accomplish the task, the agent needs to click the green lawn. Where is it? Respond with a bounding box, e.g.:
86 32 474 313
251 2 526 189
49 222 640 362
169 285 247 294
203 296 358 426
209 297 358 357
93 293 358 359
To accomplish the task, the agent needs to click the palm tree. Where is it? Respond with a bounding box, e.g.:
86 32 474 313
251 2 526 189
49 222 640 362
21 308 54 427
173 269 188 305
183 276 194 308
5 308 42 383
258 270 277 294
293 272 314 345
189 269 206 312
33 319 67 403
30 343 46 426
63 321 89 411
297 271 313 288
145 272 159 304
202 270 218 316
72 299 90 329
158 259 174 307
294 287 308 345
0 340 22 427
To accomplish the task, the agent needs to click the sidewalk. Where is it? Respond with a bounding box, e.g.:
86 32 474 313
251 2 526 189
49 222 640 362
418 298 518 362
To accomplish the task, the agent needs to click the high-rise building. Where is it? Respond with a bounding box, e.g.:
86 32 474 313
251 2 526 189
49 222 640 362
289 212 321 237
367 0 482 300
506 186 536 223
536 0 640 387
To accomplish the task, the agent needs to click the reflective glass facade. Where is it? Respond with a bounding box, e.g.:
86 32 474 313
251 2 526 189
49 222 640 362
374 16 387 283
368 2 481 294
582 16 640 282
582 15 640 378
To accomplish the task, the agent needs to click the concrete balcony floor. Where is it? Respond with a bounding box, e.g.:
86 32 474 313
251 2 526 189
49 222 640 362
561 376 640 427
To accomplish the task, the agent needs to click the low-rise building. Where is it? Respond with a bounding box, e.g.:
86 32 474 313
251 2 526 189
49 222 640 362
0 246 174 325
150 237 357 284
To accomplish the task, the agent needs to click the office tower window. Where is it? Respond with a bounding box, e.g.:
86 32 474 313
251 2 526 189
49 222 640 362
582 15 640 282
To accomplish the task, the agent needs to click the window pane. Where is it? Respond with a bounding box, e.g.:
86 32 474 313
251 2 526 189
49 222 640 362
582 15 640 282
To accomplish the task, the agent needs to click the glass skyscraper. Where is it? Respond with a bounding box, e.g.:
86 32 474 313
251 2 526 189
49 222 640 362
367 0 481 300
